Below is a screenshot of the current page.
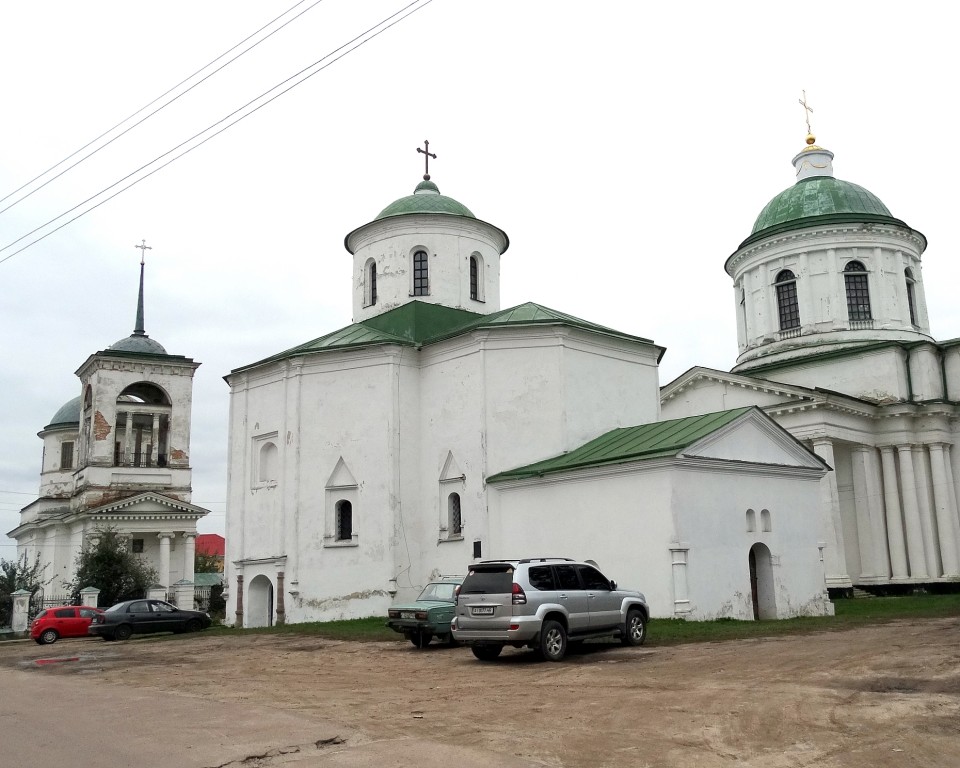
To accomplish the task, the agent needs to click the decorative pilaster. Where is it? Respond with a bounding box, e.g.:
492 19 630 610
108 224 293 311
879 446 908 578
235 574 245 628
669 544 691 617
811 438 849 585
276 570 286 626
896 445 928 578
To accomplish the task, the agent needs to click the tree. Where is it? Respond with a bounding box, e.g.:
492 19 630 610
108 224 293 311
65 526 159 607
194 551 222 574
0 551 50 626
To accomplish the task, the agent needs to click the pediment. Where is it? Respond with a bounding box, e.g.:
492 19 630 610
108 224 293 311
439 451 465 482
89 492 209 518
326 457 358 489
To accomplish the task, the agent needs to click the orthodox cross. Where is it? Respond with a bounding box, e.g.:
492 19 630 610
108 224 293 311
798 90 814 135
135 238 152 266
417 140 437 180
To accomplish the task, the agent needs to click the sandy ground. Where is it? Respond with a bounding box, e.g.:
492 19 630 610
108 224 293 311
2 618 959 767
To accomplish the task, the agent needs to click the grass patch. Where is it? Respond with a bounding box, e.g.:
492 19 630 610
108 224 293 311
199 593 960 646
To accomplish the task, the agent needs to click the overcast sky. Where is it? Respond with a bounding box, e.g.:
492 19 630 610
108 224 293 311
2 1 957 559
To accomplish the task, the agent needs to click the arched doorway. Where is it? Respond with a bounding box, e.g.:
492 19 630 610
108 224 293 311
748 543 776 620
246 575 274 628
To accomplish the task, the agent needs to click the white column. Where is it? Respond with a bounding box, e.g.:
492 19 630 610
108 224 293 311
850 446 877 578
896 444 927 578
151 413 160 466
123 411 134 465
158 532 174 587
812 438 848 586
670 544 691 617
879 446 908 578
929 443 960 576
945 444 960 570
863 447 890 578
183 533 197 582
913 446 940 578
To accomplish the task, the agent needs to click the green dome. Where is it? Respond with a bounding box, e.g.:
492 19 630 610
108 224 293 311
46 395 81 429
108 332 167 355
375 179 475 220
751 176 898 237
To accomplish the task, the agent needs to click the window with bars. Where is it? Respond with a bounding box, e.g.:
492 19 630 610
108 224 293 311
905 268 917 325
413 250 429 296
844 261 872 321
335 500 353 541
448 493 462 537
774 270 800 330
60 441 74 470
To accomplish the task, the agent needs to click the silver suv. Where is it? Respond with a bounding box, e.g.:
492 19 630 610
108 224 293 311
451 558 648 662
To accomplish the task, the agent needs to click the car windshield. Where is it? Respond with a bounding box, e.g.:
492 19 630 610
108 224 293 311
417 582 457 602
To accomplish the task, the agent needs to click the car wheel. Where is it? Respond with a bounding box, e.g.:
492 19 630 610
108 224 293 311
622 608 647 646
114 624 133 641
409 630 432 648
185 619 202 633
39 629 59 645
539 620 568 662
471 644 503 661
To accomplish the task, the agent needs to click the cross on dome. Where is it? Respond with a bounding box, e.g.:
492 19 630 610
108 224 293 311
417 140 437 180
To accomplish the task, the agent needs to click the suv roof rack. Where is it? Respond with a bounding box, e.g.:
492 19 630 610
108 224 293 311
516 557 575 564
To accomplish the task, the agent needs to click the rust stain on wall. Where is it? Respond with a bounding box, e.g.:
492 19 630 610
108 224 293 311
169 448 187 461
93 411 112 440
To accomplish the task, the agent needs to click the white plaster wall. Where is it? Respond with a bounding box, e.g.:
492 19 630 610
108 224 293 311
348 216 506 322
490 461 829 621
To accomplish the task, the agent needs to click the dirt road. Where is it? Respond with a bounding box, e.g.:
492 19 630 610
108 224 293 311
3 618 959 767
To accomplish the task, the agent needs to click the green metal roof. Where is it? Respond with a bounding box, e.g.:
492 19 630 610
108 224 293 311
375 179 475 220
231 301 658 375
46 395 81 428
741 176 908 249
488 407 754 482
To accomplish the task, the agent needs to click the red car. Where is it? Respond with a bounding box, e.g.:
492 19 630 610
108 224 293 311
30 605 105 645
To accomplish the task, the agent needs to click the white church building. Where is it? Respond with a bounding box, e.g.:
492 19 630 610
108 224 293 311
222 152 839 627
9 256 210 595
662 132 960 594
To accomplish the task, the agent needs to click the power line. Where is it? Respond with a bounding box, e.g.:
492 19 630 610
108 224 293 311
0 0 433 266
0 0 325 215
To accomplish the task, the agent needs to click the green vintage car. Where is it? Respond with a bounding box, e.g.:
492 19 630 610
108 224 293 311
386 577 463 648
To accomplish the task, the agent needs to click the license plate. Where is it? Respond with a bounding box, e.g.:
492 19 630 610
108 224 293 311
471 606 495 616
400 611 416 619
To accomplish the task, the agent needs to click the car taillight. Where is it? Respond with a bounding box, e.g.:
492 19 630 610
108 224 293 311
512 583 526 605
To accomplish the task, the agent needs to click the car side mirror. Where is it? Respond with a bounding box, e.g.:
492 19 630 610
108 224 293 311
610 580 617 590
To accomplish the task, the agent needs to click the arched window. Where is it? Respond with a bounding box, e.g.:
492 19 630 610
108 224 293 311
413 250 429 296
335 500 353 541
905 267 917 326
365 259 377 306
746 509 756 532
774 270 800 331
844 261 872 323
448 493 462 537
259 442 278 483
761 509 772 532
469 255 482 301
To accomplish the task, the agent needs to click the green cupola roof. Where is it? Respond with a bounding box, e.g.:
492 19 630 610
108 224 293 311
375 179 476 220
738 136 916 250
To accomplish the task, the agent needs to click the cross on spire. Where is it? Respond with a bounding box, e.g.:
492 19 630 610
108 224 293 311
135 238 152 266
798 90 814 135
417 140 437 180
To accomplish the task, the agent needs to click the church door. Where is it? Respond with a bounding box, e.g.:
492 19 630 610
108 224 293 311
748 543 776 620
246 575 275 628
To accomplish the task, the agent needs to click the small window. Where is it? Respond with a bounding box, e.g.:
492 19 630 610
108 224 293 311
472 540 482 559
746 509 756 532
905 268 917 325
336 500 353 541
60 441 74 470
448 493 462 537
761 509 772 532
774 270 800 331
132 538 144 553
844 261 872 322
365 258 378 307
413 250 429 296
